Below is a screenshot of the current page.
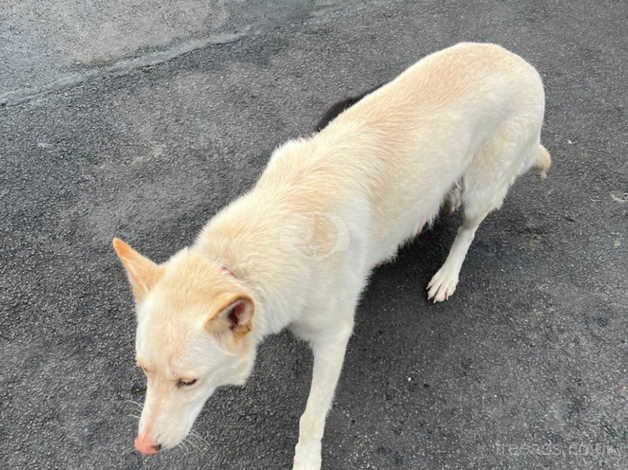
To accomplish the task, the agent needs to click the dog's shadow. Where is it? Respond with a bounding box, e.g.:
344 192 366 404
344 214 461 380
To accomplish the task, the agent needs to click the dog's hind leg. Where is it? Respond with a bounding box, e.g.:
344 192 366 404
427 128 542 303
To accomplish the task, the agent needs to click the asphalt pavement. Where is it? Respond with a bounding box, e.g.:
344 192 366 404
1 1 626 469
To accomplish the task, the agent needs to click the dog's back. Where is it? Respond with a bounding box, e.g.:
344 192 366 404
249 43 548 268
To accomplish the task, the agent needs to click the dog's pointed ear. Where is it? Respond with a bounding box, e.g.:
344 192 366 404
205 293 255 353
112 237 163 303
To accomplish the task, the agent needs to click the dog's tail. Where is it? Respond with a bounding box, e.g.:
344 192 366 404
533 144 551 179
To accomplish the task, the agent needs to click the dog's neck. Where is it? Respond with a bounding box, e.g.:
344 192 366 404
220 265 238 279
192 197 304 340
193 136 342 341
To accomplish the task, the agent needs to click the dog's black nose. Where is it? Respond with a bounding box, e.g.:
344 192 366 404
152 444 162 452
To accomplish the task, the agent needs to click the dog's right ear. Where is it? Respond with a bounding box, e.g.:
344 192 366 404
112 238 163 303
204 292 255 354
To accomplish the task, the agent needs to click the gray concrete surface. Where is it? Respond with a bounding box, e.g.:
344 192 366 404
1 1 626 469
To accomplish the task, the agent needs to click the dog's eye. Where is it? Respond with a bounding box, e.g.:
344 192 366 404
176 378 197 388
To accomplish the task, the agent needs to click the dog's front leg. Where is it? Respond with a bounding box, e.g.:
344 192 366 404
292 330 352 470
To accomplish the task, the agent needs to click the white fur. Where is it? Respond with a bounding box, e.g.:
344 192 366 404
117 43 549 469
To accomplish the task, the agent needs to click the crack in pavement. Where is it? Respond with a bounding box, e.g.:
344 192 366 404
0 31 247 108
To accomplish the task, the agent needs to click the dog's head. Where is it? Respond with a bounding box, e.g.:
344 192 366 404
112 238 257 454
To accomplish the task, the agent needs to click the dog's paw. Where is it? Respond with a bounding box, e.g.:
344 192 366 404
292 454 321 470
292 441 322 470
427 267 458 303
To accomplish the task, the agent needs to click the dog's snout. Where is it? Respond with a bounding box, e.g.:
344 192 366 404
134 434 161 455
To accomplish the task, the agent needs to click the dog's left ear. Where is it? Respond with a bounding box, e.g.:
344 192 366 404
112 237 164 303
205 292 255 353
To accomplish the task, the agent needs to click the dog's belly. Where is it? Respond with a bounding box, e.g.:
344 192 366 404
365 203 441 268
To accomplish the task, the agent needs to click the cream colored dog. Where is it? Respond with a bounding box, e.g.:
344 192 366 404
113 43 550 469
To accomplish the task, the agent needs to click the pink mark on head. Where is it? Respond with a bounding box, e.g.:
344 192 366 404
221 266 237 278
